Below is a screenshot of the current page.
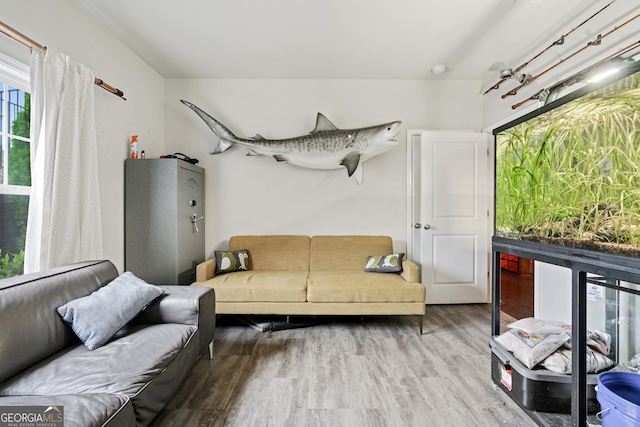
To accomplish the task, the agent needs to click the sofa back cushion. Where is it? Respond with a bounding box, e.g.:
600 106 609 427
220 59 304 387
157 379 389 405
229 235 310 271
310 235 394 271
0 260 118 383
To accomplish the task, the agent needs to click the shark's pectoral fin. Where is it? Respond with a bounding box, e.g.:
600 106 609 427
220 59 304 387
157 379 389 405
340 152 360 176
273 154 289 163
341 152 363 184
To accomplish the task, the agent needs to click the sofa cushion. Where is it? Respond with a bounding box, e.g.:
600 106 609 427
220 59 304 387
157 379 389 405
0 260 119 384
215 249 250 274
0 394 136 427
195 271 308 302
310 235 393 271
365 253 405 273
229 235 310 271
57 272 164 350
307 271 426 303
0 323 198 426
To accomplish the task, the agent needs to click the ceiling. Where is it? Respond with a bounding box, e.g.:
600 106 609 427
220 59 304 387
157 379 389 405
73 0 594 81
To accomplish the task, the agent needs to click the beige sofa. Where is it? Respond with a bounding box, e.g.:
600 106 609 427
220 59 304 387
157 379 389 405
193 235 426 333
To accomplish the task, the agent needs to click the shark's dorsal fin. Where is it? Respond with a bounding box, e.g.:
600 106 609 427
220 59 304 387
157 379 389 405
311 113 339 134
251 134 266 140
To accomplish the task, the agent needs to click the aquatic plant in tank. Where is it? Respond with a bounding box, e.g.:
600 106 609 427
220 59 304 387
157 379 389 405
495 68 640 257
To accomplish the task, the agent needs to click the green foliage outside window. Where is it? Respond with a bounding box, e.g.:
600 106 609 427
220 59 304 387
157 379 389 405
9 92 31 186
4 92 30 276
0 249 24 278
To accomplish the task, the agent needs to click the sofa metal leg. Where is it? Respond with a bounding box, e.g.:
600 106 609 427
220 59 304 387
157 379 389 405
208 339 215 359
419 315 424 335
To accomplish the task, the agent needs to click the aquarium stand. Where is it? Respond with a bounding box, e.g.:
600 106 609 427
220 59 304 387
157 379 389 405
491 236 640 427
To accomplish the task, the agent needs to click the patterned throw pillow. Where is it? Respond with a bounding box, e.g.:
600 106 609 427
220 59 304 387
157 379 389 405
365 253 404 273
215 249 251 274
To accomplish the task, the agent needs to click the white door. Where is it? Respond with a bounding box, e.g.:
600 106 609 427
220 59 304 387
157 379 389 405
407 131 490 304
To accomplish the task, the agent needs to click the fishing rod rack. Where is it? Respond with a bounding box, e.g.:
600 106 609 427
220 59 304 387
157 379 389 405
485 0 640 110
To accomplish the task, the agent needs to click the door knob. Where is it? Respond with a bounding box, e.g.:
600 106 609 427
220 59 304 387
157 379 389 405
423 224 431 230
414 223 421 229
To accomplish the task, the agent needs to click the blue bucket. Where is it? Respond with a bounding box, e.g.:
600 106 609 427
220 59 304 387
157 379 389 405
597 371 640 426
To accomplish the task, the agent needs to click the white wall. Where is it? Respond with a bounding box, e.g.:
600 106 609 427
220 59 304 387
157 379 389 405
0 2 483 272
165 79 483 257
1 3 484 271
534 261 572 324
0 0 166 272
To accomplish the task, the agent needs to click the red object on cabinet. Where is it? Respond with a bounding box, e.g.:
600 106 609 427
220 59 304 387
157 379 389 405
500 254 533 275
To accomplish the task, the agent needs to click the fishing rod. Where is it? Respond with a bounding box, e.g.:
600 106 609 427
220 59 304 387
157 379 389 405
510 39 640 110
483 0 617 95
501 11 640 99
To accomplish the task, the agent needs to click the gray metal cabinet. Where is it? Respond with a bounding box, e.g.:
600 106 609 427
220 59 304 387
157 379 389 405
125 159 205 284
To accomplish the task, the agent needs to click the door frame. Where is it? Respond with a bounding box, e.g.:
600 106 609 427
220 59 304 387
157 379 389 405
406 129 495 303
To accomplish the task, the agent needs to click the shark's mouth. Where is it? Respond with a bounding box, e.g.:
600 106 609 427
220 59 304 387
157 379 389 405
388 131 400 144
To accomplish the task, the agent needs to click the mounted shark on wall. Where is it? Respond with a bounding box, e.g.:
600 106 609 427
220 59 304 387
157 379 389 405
181 100 401 184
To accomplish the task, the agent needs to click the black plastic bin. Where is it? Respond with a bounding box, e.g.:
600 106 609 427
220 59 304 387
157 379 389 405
490 337 600 414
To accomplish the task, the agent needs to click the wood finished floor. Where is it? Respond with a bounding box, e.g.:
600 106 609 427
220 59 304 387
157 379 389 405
150 305 537 427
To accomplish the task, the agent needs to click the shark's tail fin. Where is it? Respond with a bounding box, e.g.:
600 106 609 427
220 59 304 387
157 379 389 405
181 100 237 154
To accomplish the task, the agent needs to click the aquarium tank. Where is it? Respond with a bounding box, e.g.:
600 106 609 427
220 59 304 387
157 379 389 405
495 65 640 257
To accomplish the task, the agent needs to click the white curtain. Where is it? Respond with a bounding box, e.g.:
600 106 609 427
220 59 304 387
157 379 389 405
24 49 103 273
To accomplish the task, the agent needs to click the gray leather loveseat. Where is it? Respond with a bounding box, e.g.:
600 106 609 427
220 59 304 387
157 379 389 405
0 260 215 427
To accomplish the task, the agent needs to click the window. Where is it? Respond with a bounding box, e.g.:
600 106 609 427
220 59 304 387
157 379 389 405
0 53 30 278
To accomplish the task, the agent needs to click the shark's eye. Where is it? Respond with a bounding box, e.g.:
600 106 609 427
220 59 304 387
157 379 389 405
387 127 391 131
